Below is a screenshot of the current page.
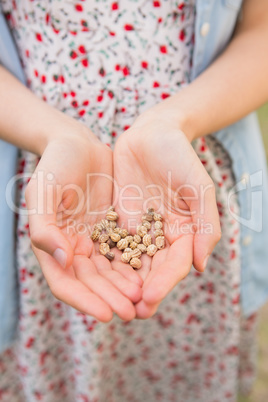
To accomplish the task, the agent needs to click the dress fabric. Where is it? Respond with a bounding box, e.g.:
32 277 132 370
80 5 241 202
0 1 258 401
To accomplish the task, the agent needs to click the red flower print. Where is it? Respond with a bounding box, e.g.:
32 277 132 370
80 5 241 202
29 310 38 316
158 17 163 23
20 268 27 281
178 3 185 10
108 90 114 99
25 49 30 58
167 361 178 368
78 45 86 54
124 125 130 131
70 50 78 59
97 95 103 102
99 67 106 77
71 100 78 108
160 45 167 54
226 345 239 355
81 20 88 27
75 4 83 12
25 337 35 348
111 2 119 10
179 29 185 41
79 395 89 402
98 112 103 118
124 24 134 31
232 295 240 304
61 321 70 331
153 1 161 7
153 81 160 87
53 74 58 82
79 110 86 116
122 66 130 76
123 356 136 366
207 282 215 294
45 13 50 24
141 61 148 69
111 131 117 137
36 33 42 42
70 91 76 97
81 58 89 67
60 75 65 83
121 107 126 112
40 351 49 366
41 75 46 84
186 313 200 324
34 391 42 401
34 69 39 77
82 100 89 106
115 64 121 71
180 293 191 304
110 31 116 36
143 370 161 383
161 93 170 99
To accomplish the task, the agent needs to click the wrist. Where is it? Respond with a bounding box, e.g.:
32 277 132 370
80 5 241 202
38 107 99 155
133 91 197 142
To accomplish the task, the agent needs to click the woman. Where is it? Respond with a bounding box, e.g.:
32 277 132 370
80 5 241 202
0 0 268 400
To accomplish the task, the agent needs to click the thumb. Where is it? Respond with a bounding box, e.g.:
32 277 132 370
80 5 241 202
25 178 74 269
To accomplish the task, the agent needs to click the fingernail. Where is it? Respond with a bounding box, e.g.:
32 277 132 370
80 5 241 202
53 248 67 268
203 254 210 270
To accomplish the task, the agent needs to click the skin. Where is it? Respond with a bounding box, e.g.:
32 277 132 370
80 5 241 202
0 0 267 320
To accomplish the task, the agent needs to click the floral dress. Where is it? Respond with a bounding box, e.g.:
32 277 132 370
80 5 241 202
0 1 258 401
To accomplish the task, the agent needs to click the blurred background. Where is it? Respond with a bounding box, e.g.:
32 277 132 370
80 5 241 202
238 103 268 402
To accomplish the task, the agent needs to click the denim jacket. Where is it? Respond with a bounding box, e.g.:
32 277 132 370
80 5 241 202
1 0 268 353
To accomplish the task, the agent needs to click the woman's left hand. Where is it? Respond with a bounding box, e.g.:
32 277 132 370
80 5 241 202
113 109 221 319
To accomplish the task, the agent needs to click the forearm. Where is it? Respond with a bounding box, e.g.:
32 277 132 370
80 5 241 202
0 66 97 155
148 0 268 141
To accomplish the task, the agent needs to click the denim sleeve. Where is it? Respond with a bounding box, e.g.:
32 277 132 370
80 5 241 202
0 11 25 352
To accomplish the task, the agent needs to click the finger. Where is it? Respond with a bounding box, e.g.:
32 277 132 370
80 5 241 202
112 262 144 287
142 234 193 305
91 243 144 287
135 299 160 320
25 176 74 269
92 255 142 303
131 254 151 282
33 247 113 322
73 255 136 321
187 181 221 272
109 247 144 287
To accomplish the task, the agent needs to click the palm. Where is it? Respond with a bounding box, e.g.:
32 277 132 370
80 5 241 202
27 134 142 322
114 123 220 318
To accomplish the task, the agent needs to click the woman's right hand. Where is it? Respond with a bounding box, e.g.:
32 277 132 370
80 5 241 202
25 124 142 322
